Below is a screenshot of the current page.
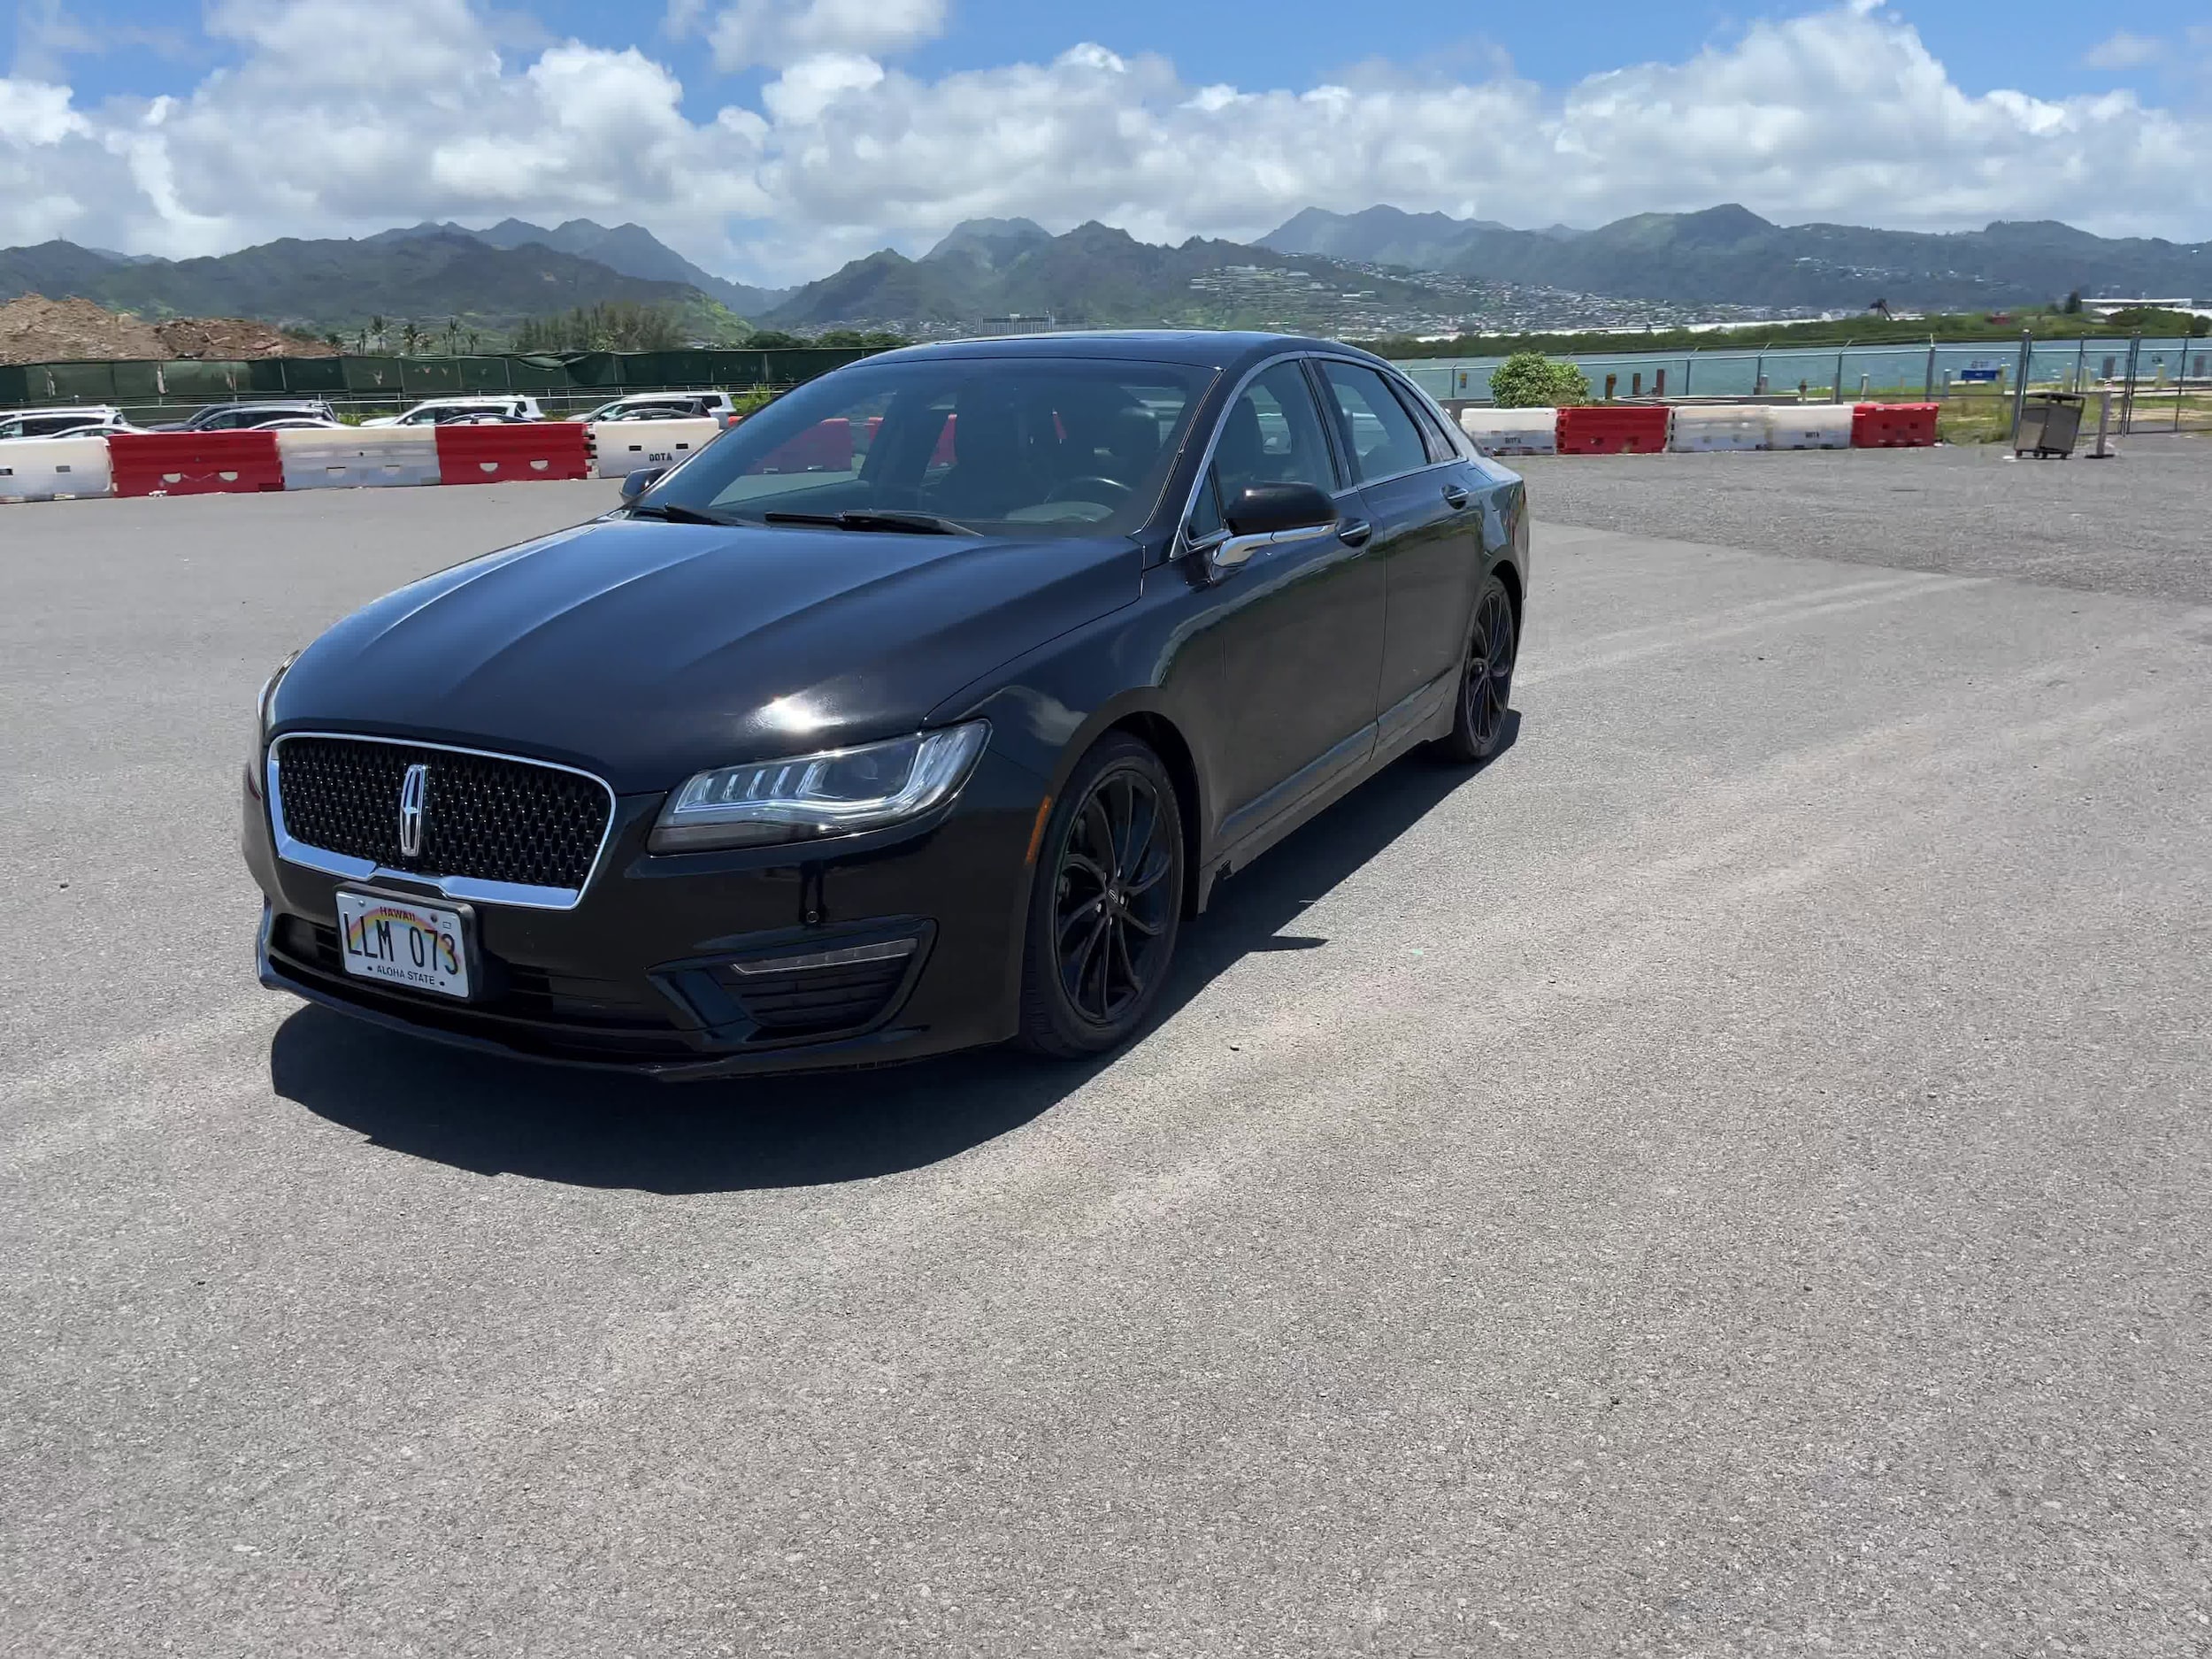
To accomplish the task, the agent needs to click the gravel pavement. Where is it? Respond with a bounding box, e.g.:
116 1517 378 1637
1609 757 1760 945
1520 433 2212 604
4 470 2209 1656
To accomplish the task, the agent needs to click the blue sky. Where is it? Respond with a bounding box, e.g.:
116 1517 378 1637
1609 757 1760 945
25 0 2210 109
3 1 2208 280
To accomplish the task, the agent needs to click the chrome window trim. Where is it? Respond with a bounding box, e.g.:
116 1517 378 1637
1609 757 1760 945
267 732 619 912
1172 350 1351 560
1307 354 1467 490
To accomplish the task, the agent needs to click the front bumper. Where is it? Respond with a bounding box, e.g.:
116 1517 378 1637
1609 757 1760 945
243 751 1045 1079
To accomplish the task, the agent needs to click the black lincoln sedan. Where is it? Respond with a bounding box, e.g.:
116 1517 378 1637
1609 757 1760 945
245 332 1527 1076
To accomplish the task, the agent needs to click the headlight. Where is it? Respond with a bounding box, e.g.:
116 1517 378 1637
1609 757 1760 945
254 650 299 755
650 722 990 852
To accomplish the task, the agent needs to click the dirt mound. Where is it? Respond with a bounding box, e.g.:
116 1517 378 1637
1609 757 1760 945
152 317 336 360
0 295 163 364
0 295 339 365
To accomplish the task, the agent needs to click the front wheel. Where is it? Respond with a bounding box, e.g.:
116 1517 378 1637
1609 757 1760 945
1435 574 1517 764
1016 735 1186 1058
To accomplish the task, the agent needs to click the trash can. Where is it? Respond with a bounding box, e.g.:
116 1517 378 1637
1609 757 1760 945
2015 392 2085 458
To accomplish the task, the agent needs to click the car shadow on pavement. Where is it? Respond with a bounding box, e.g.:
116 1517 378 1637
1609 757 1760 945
273 716 1519 1193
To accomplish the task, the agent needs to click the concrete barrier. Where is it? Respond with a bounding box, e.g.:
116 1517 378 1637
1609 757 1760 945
1764 406 1856 450
1456 407 1557 457
588 419 723 480
276 426 442 489
1668 405 1768 453
0 436 113 502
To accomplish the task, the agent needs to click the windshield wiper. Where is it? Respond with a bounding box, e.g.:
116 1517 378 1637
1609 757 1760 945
626 501 737 526
762 510 973 536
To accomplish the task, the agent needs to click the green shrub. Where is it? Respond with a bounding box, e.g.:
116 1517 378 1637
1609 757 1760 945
1490 351 1591 408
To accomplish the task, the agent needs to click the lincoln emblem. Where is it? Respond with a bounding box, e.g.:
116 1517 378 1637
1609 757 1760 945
397 763 428 859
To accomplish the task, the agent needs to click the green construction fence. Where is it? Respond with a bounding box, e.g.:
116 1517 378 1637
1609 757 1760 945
0 347 884 410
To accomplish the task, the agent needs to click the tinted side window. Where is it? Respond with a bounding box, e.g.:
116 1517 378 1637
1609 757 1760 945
1318 361 1432 482
1389 377 1460 464
1186 469 1225 541
1213 360 1340 503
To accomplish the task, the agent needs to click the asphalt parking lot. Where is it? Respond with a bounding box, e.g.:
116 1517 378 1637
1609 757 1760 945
4 461 2209 1656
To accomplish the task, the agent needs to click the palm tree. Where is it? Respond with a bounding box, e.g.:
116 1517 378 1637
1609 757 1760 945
402 320 420 357
370 314 387 353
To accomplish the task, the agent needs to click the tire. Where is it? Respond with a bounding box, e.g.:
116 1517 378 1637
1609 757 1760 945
1016 734 1187 1058
1434 574 1517 764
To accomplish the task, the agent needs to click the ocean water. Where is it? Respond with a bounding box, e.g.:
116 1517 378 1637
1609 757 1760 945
1400 338 2208 402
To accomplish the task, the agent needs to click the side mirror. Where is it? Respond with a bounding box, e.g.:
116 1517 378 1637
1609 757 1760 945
619 466 667 502
1202 482 1340 574
1225 482 1336 537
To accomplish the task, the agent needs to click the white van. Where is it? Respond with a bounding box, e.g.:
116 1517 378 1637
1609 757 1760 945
361 396 544 428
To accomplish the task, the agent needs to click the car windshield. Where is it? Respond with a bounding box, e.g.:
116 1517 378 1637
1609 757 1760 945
640 356 1211 538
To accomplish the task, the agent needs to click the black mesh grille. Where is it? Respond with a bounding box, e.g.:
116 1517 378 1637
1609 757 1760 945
275 736 610 893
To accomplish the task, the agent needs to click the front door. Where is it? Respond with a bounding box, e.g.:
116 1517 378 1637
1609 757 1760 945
1180 357 1386 843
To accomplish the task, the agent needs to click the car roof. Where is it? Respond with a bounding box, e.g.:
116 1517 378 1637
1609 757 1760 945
860 330 1390 374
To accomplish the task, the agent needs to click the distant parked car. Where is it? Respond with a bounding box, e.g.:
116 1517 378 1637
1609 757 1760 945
251 418 345 430
150 400 339 433
0 406 127 441
40 419 142 440
573 391 735 424
361 396 544 428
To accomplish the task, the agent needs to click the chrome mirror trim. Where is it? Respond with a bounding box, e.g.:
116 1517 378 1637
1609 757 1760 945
1206 518 1337 577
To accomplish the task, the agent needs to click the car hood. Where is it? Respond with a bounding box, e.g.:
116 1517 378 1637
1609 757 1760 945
273 518 1142 793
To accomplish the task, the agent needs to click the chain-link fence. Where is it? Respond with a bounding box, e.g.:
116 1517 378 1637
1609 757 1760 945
1399 333 2211 435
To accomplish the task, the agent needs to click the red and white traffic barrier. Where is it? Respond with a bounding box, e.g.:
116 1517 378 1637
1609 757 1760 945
1455 402 1939 458
108 431 285 497
0 416 731 504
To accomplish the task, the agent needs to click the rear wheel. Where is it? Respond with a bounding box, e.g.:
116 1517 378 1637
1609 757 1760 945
1435 575 1517 764
1016 735 1185 1058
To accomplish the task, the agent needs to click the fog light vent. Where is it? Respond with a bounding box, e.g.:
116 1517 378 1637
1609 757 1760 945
717 935 920 1038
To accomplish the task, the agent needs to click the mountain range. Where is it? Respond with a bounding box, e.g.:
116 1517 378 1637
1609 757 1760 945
760 218 1461 333
0 228 719 335
0 206 2203 349
1259 204 2211 311
364 218 787 314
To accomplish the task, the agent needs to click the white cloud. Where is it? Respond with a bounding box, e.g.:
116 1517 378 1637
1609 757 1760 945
0 3 2206 287
2083 32 2163 72
682 0 947 73
0 77 87 146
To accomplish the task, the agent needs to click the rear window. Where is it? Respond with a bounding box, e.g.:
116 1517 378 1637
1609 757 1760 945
649 356 1212 539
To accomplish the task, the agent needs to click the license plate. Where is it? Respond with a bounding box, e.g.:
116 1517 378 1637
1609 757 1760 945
336 890 472 999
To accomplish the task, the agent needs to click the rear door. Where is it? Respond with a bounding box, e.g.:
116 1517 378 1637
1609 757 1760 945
1312 359 1483 731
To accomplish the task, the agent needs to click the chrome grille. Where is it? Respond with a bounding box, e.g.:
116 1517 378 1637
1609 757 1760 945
273 736 611 895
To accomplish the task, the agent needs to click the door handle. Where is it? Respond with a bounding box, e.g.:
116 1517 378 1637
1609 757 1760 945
1337 519 1373 548
1442 484 1471 509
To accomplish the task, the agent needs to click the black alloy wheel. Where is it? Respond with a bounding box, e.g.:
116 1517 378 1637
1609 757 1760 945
1438 574 1517 764
1018 734 1185 1057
